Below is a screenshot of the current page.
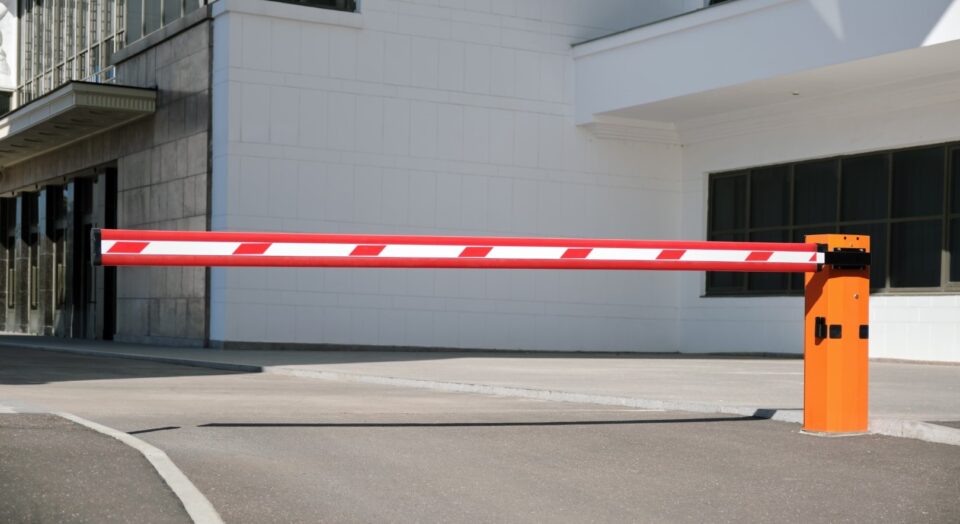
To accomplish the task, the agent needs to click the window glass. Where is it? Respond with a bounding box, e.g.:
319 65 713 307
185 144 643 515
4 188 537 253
749 166 790 228
164 0 181 25
145 0 161 35
273 0 356 8
707 232 744 291
890 220 942 287
710 175 746 232
185 0 202 14
952 149 960 214
709 143 958 294
126 0 142 44
840 223 887 290
794 160 837 226
892 147 944 218
951 219 960 282
841 155 888 221
748 230 789 292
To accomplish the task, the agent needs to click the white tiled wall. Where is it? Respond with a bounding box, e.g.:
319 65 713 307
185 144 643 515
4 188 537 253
210 0 687 350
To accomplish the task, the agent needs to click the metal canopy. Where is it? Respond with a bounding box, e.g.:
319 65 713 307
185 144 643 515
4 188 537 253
0 81 156 168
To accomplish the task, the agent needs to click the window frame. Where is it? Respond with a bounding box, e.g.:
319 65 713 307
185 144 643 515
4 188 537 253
706 142 960 297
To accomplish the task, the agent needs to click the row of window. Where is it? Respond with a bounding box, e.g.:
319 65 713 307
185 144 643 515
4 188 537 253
17 0 356 107
18 0 127 104
125 0 211 46
707 143 960 295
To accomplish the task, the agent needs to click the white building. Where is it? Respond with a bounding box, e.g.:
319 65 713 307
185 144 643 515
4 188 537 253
1 0 958 362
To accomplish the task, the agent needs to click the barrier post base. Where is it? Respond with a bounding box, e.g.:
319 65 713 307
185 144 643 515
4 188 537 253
803 234 870 434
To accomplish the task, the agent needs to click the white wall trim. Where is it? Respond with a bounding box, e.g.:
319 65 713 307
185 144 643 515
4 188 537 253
581 116 680 145
678 72 960 147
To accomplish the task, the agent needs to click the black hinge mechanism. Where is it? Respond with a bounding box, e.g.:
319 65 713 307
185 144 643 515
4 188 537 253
818 244 870 270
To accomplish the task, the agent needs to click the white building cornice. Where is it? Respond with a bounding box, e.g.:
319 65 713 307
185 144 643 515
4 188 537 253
582 116 679 145
678 71 960 146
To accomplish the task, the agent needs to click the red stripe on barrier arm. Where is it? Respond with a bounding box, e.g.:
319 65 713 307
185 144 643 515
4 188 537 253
746 251 773 262
656 249 686 260
459 246 493 258
233 243 272 255
107 241 150 254
561 248 592 259
96 229 824 272
350 245 386 256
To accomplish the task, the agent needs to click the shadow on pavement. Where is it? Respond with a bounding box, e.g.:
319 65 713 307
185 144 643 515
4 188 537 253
0 345 246 385
0 335 802 386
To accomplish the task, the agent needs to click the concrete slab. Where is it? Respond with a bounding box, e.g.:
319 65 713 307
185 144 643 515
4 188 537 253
1 335 958 444
1 348 958 524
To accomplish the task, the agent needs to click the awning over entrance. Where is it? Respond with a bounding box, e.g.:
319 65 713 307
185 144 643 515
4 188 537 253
0 81 156 168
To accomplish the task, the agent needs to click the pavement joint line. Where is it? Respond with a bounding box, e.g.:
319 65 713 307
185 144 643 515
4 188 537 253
264 365 806 423
6 341 960 447
55 411 224 524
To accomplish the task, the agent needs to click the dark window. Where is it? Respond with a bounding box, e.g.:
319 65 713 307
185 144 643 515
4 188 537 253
890 221 942 287
126 1 142 43
794 160 837 226
841 155 888 221
267 0 357 9
144 0 162 35
750 166 790 228
892 147 943 218
951 219 960 282
708 142 959 295
710 174 746 231
0 91 11 115
953 150 960 214
163 0 182 25
951 150 960 282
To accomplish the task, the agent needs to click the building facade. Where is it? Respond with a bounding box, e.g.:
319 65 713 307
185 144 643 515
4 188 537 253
0 0 957 362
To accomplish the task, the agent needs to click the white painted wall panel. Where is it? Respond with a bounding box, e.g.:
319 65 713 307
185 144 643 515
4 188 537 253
210 0 685 351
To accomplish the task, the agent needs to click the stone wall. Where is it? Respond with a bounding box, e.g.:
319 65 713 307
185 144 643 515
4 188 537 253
2 19 212 346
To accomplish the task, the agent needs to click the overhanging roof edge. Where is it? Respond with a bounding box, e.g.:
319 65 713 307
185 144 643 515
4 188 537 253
0 82 157 169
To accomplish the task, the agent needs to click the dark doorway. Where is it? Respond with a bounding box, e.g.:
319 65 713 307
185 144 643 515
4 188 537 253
71 169 117 340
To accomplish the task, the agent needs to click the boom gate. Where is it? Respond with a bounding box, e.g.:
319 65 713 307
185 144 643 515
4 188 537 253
93 229 870 434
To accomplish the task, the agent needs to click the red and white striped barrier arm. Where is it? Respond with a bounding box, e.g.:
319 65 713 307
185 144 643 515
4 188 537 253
95 229 824 272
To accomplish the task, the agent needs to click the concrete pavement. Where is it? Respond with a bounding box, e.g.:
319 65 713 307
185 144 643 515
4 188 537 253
1 347 958 523
1 335 958 444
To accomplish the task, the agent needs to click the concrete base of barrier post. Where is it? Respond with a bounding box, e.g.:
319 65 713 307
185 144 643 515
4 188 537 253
803 234 870 433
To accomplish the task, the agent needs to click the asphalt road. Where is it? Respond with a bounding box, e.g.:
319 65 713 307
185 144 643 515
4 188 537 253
1 347 958 523
0 414 190 523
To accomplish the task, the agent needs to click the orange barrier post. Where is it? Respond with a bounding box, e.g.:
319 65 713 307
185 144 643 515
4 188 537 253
803 234 870 433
